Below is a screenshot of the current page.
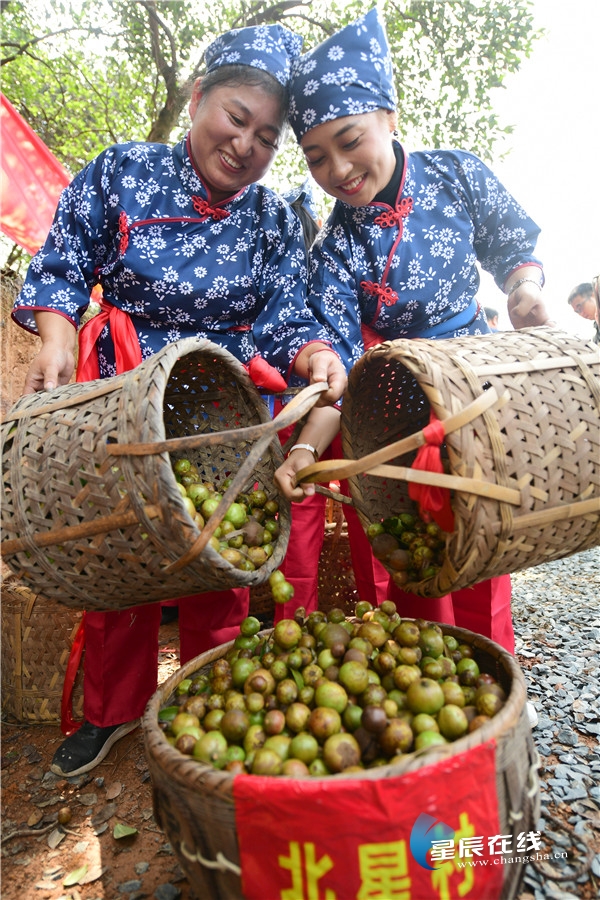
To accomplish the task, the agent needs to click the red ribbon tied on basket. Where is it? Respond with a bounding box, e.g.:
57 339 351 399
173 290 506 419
244 355 288 392
408 412 455 533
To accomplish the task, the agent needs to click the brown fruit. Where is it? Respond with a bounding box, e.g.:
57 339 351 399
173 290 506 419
361 705 388 734
57 807 72 826
308 706 342 742
371 532 399 561
379 718 414 756
323 733 361 773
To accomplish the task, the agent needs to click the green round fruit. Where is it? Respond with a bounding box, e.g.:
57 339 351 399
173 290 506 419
406 678 445 715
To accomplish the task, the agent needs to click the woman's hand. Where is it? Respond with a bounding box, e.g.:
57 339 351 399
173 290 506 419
507 285 552 329
274 404 341 501
274 447 318 502
293 343 347 405
22 312 77 394
505 267 553 329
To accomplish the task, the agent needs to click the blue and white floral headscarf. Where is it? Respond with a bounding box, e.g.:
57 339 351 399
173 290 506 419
288 8 396 141
204 24 304 87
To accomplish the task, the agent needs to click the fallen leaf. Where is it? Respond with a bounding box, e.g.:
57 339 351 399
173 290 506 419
76 792 98 806
36 794 63 808
79 864 106 884
105 781 122 800
47 828 66 849
90 802 116 827
113 822 138 840
27 810 44 827
63 864 88 887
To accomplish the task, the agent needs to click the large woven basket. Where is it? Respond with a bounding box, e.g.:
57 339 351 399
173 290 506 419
1 339 324 611
301 328 600 597
142 624 539 900
1 577 84 724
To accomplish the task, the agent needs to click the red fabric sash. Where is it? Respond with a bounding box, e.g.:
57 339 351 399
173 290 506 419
76 296 143 382
61 613 86 736
361 322 383 350
408 413 455 533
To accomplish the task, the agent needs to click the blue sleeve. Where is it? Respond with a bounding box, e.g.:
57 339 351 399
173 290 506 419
12 148 119 334
450 151 543 289
304 218 365 374
251 193 332 375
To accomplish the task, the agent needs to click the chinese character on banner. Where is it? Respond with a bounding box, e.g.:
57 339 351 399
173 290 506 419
233 740 505 899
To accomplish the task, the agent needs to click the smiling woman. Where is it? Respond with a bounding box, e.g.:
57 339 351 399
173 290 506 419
9 21 347 781
187 66 288 204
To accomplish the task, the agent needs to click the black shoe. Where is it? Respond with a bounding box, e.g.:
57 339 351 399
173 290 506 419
50 720 139 777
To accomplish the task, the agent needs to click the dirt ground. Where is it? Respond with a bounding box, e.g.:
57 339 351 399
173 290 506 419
1 621 198 900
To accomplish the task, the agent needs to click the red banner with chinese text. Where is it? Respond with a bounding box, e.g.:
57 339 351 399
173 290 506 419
234 739 505 900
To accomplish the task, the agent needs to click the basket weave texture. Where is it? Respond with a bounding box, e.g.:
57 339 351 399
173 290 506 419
1 577 84 723
142 624 538 900
341 328 600 596
248 498 358 619
1 339 292 611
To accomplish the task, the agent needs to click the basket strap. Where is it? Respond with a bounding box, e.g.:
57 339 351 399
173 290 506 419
366 464 522 504
296 386 508 485
107 381 329 456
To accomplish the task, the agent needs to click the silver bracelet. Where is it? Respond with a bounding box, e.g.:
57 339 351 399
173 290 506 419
507 276 543 296
288 443 319 462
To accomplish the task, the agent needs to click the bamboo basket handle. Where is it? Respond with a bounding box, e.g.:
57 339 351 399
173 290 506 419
365 465 521 505
1 505 162 557
296 386 508 486
108 381 329 456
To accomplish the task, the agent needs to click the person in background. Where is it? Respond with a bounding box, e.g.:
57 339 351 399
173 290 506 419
11 23 346 777
567 282 600 344
275 7 552 699
484 306 500 332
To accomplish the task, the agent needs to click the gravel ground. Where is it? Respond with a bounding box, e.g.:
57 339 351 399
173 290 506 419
511 547 600 900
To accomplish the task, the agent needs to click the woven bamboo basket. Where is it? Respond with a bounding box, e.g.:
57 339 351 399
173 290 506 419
142 624 539 900
317 497 359 616
0 339 326 611
248 497 358 620
1 577 84 724
299 328 600 597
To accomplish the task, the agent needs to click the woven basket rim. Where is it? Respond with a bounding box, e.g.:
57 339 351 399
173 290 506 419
142 621 528 798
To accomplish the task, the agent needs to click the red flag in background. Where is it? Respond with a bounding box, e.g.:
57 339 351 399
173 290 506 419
0 93 70 255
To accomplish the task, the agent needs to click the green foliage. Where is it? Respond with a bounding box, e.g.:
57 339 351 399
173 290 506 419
1 0 538 180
